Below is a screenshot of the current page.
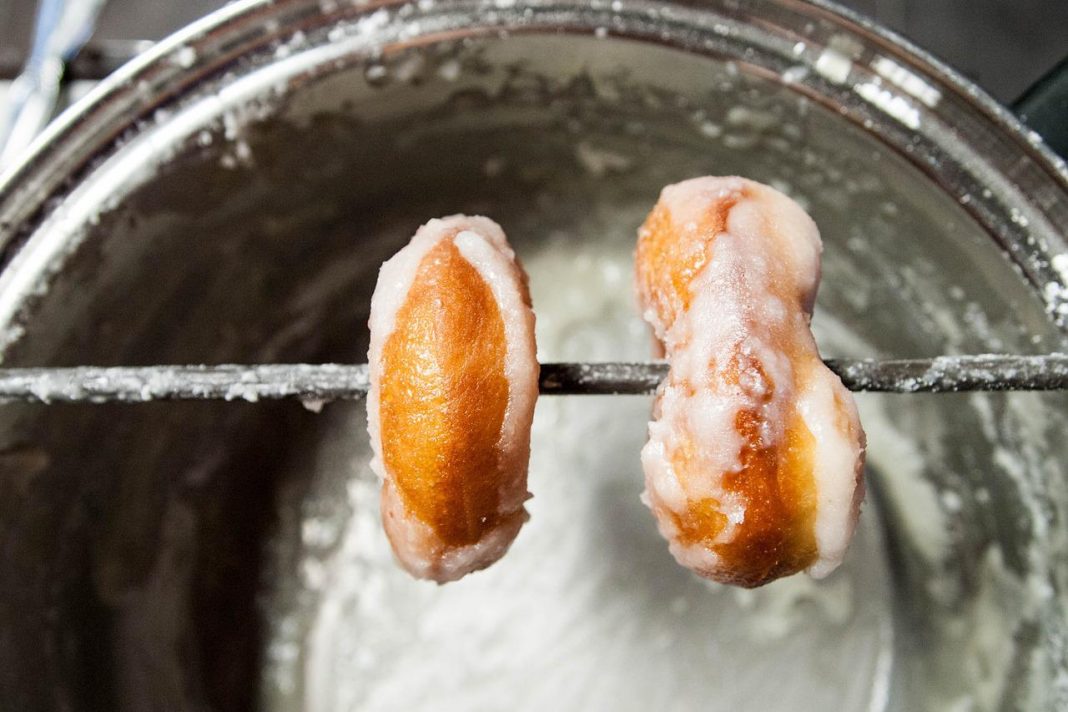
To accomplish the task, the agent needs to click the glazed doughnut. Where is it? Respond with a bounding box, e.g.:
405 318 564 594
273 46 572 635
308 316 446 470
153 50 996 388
635 176 865 587
367 215 538 583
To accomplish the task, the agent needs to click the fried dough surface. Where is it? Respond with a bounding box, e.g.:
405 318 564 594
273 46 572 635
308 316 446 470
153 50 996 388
635 177 865 587
368 216 538 583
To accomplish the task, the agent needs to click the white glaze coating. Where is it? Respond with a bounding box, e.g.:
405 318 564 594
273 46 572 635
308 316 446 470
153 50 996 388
367 215 537 582
454 228 539 514
639 176 865 583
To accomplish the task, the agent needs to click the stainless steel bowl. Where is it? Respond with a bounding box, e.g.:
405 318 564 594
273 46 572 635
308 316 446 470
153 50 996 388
0 1 1066 710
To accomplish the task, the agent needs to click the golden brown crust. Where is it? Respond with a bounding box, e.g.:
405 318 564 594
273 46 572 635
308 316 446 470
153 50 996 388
635 196 737 333
637 193 821 587
379 237 512 547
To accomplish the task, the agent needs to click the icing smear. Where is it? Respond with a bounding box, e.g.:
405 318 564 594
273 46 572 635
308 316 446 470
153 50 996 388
637 176 865 585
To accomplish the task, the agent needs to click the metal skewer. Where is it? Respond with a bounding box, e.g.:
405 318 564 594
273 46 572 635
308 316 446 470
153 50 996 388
0 354 1065 404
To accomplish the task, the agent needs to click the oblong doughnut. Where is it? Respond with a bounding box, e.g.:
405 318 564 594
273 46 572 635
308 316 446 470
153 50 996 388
635 176 866 587
367 215 538 583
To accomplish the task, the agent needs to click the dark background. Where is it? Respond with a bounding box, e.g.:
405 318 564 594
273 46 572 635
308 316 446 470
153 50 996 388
0 0 1066 104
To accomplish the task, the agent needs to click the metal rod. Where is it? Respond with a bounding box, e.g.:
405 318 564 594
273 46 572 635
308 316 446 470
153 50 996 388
0 354 1064 404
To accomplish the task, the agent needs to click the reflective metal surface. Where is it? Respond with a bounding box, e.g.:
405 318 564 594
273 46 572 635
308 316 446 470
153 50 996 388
0 1 1065 710
3 0 1065 103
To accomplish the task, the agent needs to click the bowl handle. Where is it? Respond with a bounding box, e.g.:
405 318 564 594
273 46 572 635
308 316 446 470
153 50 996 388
1013 55 1068 159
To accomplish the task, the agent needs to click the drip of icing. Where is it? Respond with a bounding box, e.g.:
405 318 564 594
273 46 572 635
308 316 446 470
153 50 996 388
637 177 864 585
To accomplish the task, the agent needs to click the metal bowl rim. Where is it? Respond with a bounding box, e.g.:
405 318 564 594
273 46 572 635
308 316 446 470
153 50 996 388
0 0 1065 331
